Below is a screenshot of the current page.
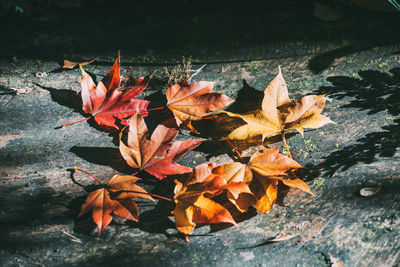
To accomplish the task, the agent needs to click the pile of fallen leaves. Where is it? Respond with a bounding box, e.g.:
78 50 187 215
64 52 333 241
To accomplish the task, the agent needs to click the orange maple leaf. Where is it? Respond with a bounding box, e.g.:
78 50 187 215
210 147 312 214
172 168 241 241
78 172 154 235
166 79 234 131
62 58 96 69
175 163 255 213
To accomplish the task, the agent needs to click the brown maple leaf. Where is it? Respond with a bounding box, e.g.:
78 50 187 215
175 163 255 213
64 52 152 129
210 147 312 214
78 173 154 235
62 58 96 69
172 170 239 241
220 67 333 156
247 147 312 213
119 113 205 180
166 79 234 131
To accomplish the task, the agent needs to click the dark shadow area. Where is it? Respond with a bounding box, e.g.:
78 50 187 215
308 41 400 74
225 80 264 114
67 196 98 235
1 0 399 65
315 68 400 175
0 185 56 228
131 197 175 235
32 82 117 133
34 83 83 114
0 184 78 251
70 146 131 174
209 194 258 233
0 85 17 95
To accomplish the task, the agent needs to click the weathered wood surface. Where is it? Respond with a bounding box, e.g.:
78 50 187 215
1 1 400 266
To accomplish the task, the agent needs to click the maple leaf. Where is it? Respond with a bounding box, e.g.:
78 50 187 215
78 173 154 235
175 163 255 213
220 67 333 156
166 79 234 131
247 147 312 213
211 162 256 212
210 146 312 214
119 113 205 180
172 169 238 241
62 58 96 69
73 52 152 129
172 163 255 240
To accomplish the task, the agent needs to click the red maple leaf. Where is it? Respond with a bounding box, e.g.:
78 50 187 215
64 52 153 129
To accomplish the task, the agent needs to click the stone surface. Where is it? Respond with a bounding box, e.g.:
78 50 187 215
1 1 400 266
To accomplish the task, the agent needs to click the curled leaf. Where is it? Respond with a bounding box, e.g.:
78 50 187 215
63 58 96 69
360 186 381 197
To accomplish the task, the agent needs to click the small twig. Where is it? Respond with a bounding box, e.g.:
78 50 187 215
188 64 206 82
281 132 292 158
10 87 39 94
73 167 102 185
61 230 82 243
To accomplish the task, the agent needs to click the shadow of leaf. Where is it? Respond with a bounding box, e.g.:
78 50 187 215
314 68 400 175
225 79 264 114
70 146 131 174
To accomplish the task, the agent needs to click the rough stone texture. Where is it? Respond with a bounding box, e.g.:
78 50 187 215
1 1 400 266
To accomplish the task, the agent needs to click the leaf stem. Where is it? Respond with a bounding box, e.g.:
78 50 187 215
145 106 165 112
222 138 245 163
61 116 92 128
119 190 172 202
136 106 165 117
73 167 102 185
149 193 172 202
281 132 292 158
61 107 163 128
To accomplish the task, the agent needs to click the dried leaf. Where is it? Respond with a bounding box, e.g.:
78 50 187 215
63 58 96 69
79 52 152 129
206 147 311 214
221 67 333 140
166 79 234 131
172 173 239 240
360 186 381 197
248 148 312 195
119 113 204 180
78 174 153 235
172 191 236 241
